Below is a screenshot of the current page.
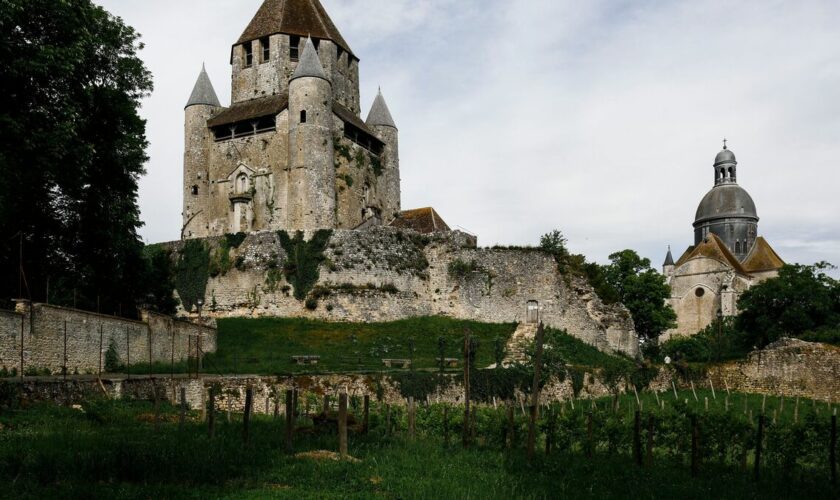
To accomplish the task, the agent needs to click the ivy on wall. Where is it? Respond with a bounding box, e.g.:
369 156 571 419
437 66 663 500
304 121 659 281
277 230 333 300
174 239 210 312
209 232 248 277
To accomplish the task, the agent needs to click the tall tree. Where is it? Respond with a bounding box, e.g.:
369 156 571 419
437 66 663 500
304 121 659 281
601 250 677 341
0 0 153 314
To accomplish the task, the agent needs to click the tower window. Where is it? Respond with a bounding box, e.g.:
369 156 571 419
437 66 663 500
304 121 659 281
290 35 300 61
735 240 741 254
244 43 253 67
191 185 199 196
300 110 307 123
260 37 270 63
695 288 705 298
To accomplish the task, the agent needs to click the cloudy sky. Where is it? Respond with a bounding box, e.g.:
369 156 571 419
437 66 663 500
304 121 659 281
96 0 840 271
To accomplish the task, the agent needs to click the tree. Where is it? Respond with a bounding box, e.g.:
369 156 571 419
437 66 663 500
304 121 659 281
601 250 677 341
0 0 153 314
540 230 569 261
736 263 840 348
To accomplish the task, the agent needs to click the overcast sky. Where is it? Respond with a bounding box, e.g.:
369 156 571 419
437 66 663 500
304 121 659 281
96 0 840 271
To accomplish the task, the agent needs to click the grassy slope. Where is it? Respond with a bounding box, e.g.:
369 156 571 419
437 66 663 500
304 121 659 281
0 396 835 499
203 316 519 375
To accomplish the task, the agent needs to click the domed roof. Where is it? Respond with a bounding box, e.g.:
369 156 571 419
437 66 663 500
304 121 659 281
695 183 758 224
714 148 736 166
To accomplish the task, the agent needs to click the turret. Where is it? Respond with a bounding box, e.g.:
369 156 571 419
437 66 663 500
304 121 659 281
183 64 221 239
663 246 675 278
287 37 336 229
365 89 400 223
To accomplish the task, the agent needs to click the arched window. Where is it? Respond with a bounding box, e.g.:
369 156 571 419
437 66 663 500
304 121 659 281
236 173 248 193
735 240 741 254
191 185 199 196
300 110 307 123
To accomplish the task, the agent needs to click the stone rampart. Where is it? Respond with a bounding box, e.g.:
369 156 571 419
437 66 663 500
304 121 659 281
0 303 216 375
165 227 639 357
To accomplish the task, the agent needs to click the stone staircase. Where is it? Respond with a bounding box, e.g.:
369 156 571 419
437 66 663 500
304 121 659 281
500 322 539 367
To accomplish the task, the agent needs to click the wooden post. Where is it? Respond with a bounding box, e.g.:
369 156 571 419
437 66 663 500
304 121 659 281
527 323 545 462
754 414 764 481
408 397 416 439
633 410 642 466
704 397 709 412
338 392 348 459
671 379 678 400
725 394 730 412
463 330 471 448
443 404 450 446
830 414 837 486
690 380 698 402
506 404 514 449
761 394 766 414
19 313 24 380
653 390 660 409
208 386 216 438
779 395 785 414
179 387 187 428
292 388 298 418
708 377 716 400
690 415 699 477
646 415 654 467
363 395 370 434
285 389 294 453
243 386 253 443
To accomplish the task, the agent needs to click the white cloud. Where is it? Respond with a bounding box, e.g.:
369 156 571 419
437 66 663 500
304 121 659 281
96 0 840 273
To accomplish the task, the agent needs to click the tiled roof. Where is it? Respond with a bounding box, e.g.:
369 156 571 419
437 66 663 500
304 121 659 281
388 208 451 233
206 94 288 128
742 237 785 273
237 0 355 58
674 233 749 275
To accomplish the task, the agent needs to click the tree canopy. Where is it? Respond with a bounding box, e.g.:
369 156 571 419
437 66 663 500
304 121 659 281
0 0 168 314
601 250 677 341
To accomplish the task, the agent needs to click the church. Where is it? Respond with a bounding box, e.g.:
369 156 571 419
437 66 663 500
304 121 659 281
181 0 435 239
662 143 785 338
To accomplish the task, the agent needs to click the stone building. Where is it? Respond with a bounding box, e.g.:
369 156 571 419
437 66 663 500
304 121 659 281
662 143 784 338
182 0 403 238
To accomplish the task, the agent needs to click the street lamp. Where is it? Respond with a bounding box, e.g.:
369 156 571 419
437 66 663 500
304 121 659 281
196 298 204 322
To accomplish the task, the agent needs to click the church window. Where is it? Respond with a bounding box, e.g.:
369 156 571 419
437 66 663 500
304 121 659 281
260 37 270 63
290 35 300 61
695 288 705 298
300 110 307 123
191 185 198 196
244 43 253 68
735 240 741 254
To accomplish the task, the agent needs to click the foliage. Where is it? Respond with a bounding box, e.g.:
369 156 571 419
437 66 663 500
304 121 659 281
371 155 383 176
174 239 210 312
539 229 569 263
736 263 840 348
104 340 121 373
140 245 178 314
277 230 332 300
447 258 482 279
208 233 247 277
601 249 677 341
0 0 154 315
660 318 747 363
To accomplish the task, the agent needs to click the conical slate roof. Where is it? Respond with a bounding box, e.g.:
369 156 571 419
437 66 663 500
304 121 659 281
291 37 327 81
663 246 674 266
186 64 221 108
366 90 396 129
237 0 354 58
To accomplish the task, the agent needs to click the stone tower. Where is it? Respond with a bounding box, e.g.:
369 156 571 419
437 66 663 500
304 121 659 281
181 0 401 239
287 37 336 229
693 143 758 260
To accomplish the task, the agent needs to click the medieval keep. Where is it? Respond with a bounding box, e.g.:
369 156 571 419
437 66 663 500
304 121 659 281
662 143 784 338
182 0 402 239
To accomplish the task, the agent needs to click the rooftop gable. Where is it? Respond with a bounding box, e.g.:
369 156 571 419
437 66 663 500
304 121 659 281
742 236 785 273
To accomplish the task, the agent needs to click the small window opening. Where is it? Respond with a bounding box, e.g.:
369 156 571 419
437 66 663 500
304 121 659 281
290 35 300 61
244 43 253 67
260 37 270 63
236 174 248 194
695 288 705 298
735 240 741 254
191 185 199 196
300 110 307 123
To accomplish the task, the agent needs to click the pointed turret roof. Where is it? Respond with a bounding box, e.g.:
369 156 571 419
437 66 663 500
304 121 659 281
186 64 221 108
366 89 397 129
237 0 355 58
291 37 327 81
663 246 674 266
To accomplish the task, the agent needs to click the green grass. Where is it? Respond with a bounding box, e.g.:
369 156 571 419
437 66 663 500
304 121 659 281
0 395 836 499
203 316 518 375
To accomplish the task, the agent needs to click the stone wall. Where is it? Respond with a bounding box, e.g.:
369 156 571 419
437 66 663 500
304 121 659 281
708 338 840 402
165 227 639 357
0 303 216 375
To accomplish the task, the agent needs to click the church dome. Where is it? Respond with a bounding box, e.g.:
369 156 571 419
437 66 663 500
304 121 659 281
694 183 758 224
714 148 736 166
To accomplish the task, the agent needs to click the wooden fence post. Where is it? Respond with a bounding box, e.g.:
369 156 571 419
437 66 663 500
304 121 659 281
633 410 642 466
363 395 370 434
285 389 294 453
754 414 764 481
243 386 253 444
208 386 216 438
527 323 545 463
338 392 348 459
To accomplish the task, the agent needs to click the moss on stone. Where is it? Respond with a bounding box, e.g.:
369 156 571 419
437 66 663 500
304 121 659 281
277 230 333 300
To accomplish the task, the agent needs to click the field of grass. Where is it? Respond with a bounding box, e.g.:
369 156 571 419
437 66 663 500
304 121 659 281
0 392 836 499
199 316 518 375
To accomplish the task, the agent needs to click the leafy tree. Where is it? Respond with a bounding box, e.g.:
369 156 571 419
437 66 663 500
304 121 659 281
736 263 840 348
539 230 569 261
0 0 153 314
601 250 677 341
